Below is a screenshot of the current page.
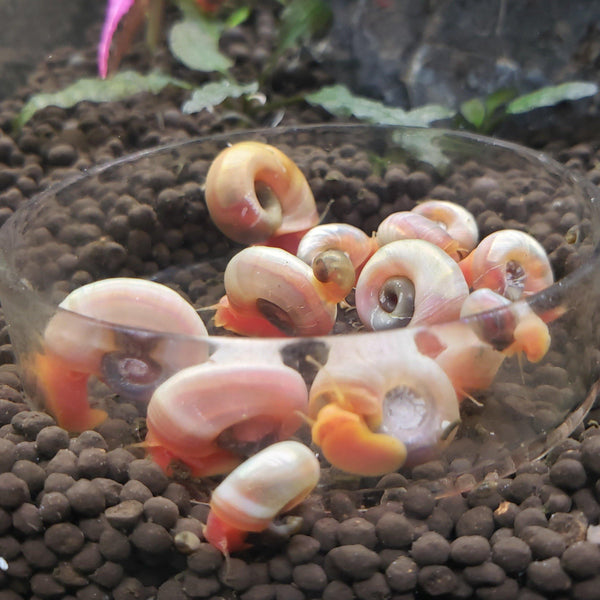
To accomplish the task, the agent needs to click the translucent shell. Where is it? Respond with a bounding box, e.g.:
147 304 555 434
145 363 309 478
44 278 209 375
355 239 470 331
412 200 479 256
376 211 462 261
214 246 337 337
36 278 209 431
309 333 460 474
297 223 378 302
204 441 320 554
459 229 554 300
204 141 319 247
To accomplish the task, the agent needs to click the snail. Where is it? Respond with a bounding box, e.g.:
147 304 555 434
459 287 550 363
214 246 337 337
35 278 209 431
296 223 378 302
355 239 469 331
204 440 320 555
412 200 479 257
204 141 319 251
376 211 462 261
144 361 309 477
308 331 460 474
459 229 554 301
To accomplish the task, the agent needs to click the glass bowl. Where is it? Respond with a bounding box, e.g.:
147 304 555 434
0 123 599 496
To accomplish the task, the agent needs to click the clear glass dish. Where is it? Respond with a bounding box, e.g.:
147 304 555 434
0 123 598 496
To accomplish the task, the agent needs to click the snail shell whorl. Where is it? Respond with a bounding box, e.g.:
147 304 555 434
217 246 337 337
208 441 320 533
355 239 469 331
43 278 209 375
205 141 318 245
145 363 309 477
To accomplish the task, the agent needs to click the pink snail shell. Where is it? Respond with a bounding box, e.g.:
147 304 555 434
214 246 337 337
204 141 319 246
145 362 309 477
355 239 469 331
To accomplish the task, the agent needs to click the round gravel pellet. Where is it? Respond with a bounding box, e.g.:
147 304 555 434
98 527 131 562
353 572 391 600
127 459 169 495
35 425 70 458
450 535 491 565
292 563 327 593
65 479 106 516
38 491 71 524
21 538 58 569
463 562 506 587
519 525 566 559
418 564 458 596
411 531 451 566
455 506 495 538
120 479 153 503
403 485 435 518
0 438 16 472
326 544 381 580
10 459 45 496
11 411 55 439
69 430 108 455
143 496 179 529
560 540 600 578
491 536 532 574
76 448 109 479
0 472 30 508
337 517 377 548
44 522 85 556
130 521 173 555
311 517 339 552
385 555 418 592
286 534 320 564
526 556 571 594
549 458 588 491
106 448 136 483
12 502 43 536
513 507 547 535
375 512 415 548
219 557 253 592
105 499 144 531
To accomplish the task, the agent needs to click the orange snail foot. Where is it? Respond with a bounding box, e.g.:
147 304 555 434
312 404 407 476
506 313 551 363
34 352 107 432
204 511 251 555
213 296 290 338
143 430 242 478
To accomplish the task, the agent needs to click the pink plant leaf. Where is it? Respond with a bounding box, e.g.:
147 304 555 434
98 0 136 78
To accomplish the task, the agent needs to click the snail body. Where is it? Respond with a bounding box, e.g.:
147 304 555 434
309 332 460 474
297 223 378 301
355 239 469 331
204 141 319 249
36 278 208 431
204 441 320 554
214 246 337 337
459 229 554 300
145 361 309 477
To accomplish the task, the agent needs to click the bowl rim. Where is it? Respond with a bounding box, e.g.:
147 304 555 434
2 122 600 348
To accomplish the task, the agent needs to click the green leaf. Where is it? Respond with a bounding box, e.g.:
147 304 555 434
277 0 332 54
484 87 518 115
305 84 453 126
459 98 486 129
168 19 232 73
182 80 259 114
16 71 190 128
507 81 599 114
226 6 251 28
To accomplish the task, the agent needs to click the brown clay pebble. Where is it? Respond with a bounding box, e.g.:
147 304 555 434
560 540 600 578
337 517 377 548
98 527 131 562
327 544 381 580
89 561 124 589
11 411 55 439
105 499 144 531
549 458 588 491
418 564 458 596
0 438 16 472
127 459 169 495
10 459 45 496
513 507 547 535
21 538 58 569
292 563 328 593
30 572 66 598
240 583 276 600
120 479 153 503
450 535 491 565
455 506 495 538
526 556 571 594
44 522 85 555
65 479 106 516
353 572 391 600
45 448 79 477
519 524 566 559
491 535 532 574
69 430 108 455
53 561 89 588
385 555 418 592
403 485 435 518
76 448 109 479
130 521 173 554
311 517 339 551
39 491 71 524
143 496 179 529
106 448 136 483
375 512 415 548
187 543 224 575
182 571 222 598
71 542 103 574
411 531 451 566
35 425 70 458
0 472 30 508
219 557 253 592
286 534 320 564
12 502 43 535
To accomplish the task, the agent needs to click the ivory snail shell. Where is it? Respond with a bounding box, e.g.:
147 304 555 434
204 141 319 248
36 278 209 431
145 362 309 477
214 246 337 337
459 229 554 300
296 223 378 301
204 440 320 554
376 211 462 261
412 200 479 256
355 239 469 331
309 332 460 474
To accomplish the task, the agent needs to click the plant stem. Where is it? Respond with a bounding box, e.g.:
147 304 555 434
146 0 166 49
